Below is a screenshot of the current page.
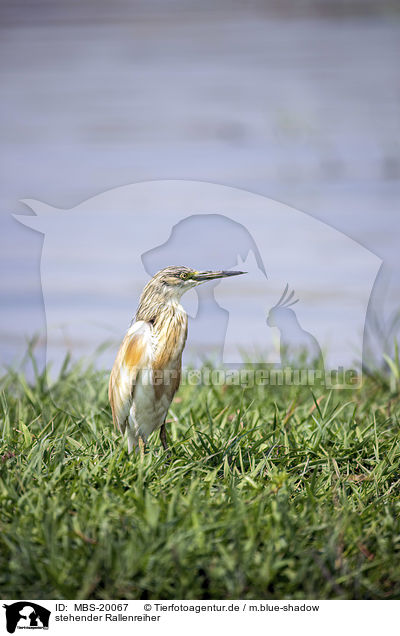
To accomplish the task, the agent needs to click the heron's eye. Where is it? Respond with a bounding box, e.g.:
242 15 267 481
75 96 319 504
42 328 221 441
180 272 189 280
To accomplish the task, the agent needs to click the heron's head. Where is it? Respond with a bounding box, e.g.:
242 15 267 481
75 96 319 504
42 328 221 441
151 265 245 298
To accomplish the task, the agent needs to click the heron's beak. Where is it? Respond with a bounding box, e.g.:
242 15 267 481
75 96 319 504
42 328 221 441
192 270 246 282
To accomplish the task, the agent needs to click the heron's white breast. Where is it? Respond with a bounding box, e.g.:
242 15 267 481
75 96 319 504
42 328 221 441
128 305 187 441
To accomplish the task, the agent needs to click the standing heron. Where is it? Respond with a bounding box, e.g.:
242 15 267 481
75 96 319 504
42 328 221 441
109 266 245 453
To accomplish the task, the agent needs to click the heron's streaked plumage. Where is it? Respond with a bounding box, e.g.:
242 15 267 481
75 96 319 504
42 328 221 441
109 265 245 452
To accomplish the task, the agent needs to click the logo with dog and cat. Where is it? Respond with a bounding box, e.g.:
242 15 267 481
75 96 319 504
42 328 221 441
2 602 51 633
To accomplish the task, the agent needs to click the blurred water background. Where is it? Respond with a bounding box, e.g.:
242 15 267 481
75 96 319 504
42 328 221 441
0 0 399 373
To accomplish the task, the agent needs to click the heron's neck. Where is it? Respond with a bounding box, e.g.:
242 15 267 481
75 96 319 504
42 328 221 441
136 289 186 329
137 291 188 365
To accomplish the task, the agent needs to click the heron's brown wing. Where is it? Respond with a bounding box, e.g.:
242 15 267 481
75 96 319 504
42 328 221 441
108 320 152 434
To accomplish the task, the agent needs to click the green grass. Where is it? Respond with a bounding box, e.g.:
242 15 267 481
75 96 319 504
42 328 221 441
0 353 399 600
